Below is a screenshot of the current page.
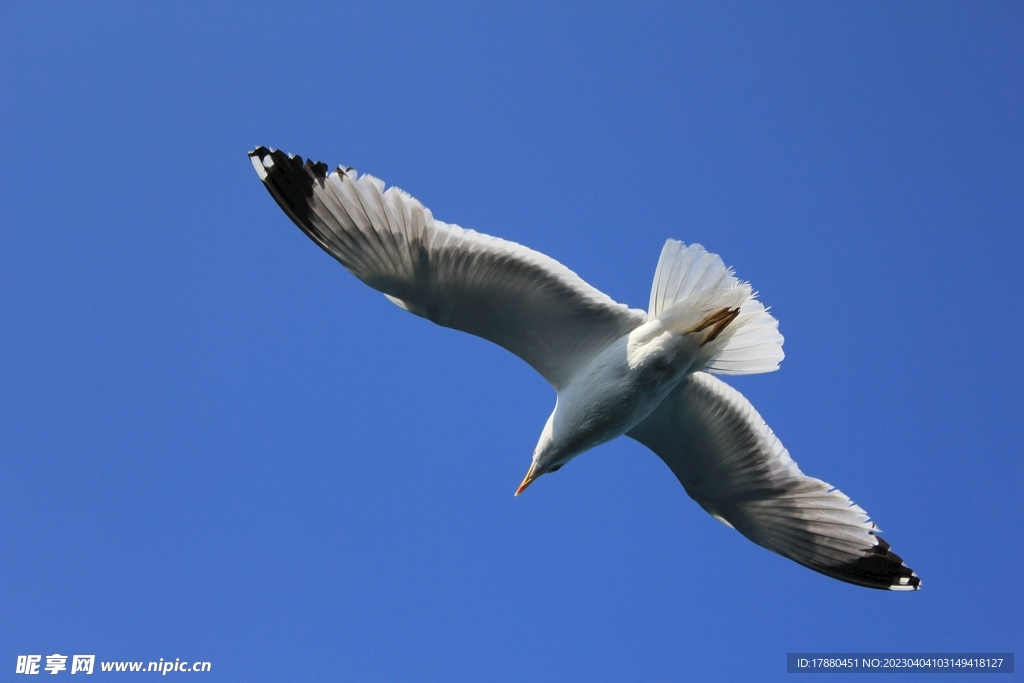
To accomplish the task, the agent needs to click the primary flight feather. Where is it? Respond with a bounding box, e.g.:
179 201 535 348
249 146 920 591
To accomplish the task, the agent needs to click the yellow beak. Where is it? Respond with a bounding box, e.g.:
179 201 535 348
514 462 540 496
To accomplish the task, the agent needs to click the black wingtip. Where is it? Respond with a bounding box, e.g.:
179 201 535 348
248 147 354 265
249 146 329 182
824 536 921 591
249 147 313 229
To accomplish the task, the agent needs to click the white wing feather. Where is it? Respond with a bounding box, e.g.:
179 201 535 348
628 372 920 590
250 147 647 389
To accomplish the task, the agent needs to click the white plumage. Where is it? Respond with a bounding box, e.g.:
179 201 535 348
249 147 920 591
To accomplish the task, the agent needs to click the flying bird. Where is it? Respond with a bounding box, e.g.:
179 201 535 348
248 146 920 591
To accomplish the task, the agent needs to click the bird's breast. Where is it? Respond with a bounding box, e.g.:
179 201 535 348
552 324 699 455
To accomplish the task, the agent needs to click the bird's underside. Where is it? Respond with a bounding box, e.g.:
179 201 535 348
249 146 920 591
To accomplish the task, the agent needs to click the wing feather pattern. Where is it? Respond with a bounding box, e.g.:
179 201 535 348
250 147 647 389
628 372 920 590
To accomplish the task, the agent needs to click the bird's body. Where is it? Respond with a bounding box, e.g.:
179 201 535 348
531 295 746 483
533 321 699 476
249 146 920 591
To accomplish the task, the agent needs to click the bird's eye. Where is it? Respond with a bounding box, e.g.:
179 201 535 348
549 464 562 472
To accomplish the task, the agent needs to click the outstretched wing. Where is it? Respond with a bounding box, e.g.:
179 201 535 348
628 372 920 590
250 147 647 390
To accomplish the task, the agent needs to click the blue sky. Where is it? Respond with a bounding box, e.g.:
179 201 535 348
1 2 1021 681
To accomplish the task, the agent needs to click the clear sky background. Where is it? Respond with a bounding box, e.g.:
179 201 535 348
1 3 1021 681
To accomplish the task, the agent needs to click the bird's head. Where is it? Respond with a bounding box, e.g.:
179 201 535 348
515 412 571 496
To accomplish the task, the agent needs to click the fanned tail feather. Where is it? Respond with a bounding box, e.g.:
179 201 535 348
648 240 784 375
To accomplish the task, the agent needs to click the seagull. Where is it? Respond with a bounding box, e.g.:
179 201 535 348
248 146 920 591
